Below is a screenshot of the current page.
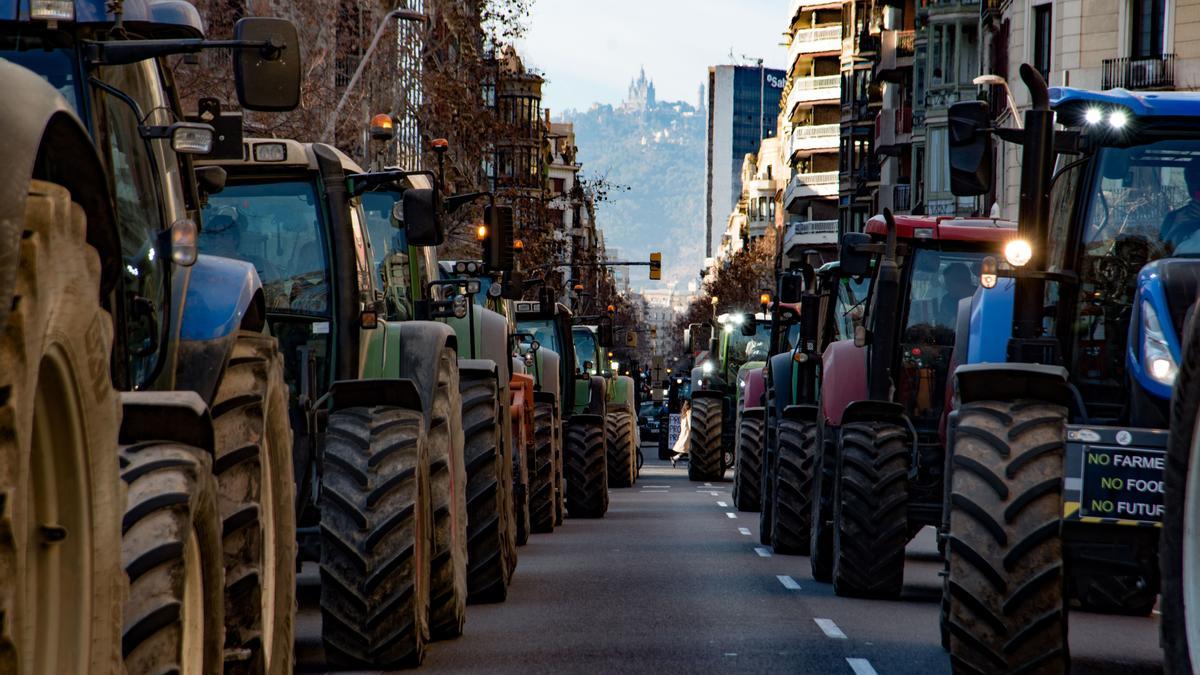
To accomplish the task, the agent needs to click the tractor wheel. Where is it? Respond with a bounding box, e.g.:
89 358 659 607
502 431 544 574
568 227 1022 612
687 397 724 482
945 400 1068 674
732 410 764 512
0 180 124 675
499 391 518 580
428 348 468 640
553 409 565 527
514 441 530 547
1164 311 1200 674
121 442 225 675
832 422 909 598
809 423 835 583
606 409 636 488
772 419 815 555
461 369 510 604
319 407 432 669
530 400 556 534
211 331 296 675
565 416 608 518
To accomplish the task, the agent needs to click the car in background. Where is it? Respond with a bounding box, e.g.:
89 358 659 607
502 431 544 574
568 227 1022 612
638 401 665 442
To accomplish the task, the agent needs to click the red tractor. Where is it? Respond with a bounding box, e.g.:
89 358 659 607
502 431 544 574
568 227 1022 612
809 211 1013 595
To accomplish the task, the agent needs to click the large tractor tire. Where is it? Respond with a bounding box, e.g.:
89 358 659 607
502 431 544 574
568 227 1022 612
530 400 556 534
945 400 1068 674
606 408 637 488
732 409 764 512
499 391 519 580
461 370 511 604
1164 312 1200 674
772 419 815 555
514 441 530 547
832 422 909 598
554 410 566 527
120 442 225 675
428 348 468 639
319 407 432 669
0 181 124 674
565 416 608 518
809 423 836 582
211 331 296 675
687 396 724 482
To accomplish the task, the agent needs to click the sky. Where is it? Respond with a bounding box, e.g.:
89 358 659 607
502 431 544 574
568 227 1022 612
516 0 790 114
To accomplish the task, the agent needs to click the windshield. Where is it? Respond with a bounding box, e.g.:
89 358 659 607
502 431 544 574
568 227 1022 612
725 321 771 375
201 180 331 316
360 191 409 270
573 328 598 375
836 275 871 340
1 43 80 110
519 319 561 356
903 249 988 344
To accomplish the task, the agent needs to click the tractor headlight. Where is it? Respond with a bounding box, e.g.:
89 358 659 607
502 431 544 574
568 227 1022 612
453 294 469 319
702 361 714 374
1142 300 1178 385
1004 239 1033 267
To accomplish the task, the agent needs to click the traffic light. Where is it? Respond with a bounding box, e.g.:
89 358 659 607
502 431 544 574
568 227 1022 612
482 205 515 271
649 252 662 280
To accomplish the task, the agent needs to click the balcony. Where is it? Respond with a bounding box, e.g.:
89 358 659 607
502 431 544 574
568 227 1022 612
785 219 839 253
1102 54 1175 90
786 74 841 113
790 25 842 61
790 123 840 153
784 171 840 207
897 30 915 56
896 106 912 135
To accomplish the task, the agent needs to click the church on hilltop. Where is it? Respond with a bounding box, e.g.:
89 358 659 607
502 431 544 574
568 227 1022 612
622 67 656 112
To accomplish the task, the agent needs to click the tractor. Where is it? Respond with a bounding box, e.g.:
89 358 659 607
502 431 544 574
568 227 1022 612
198 138 469 668
731 309 793 513
0 6 303 674
564 321 631 513
514 297 577 530
687 312 769 482
818 211 1014 599
940 65 1198 671
587 322 640 491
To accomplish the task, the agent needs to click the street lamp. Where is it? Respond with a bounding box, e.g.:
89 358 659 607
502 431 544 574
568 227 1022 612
973 74 1022 129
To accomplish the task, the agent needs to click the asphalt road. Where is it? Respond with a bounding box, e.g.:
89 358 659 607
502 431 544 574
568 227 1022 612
296 447 1165 674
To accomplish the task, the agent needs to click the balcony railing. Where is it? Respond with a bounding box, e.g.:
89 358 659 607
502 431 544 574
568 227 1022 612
1102 54 1175 90
897 30 915 56
791 123 840 153
791 220 839 235
785 171 840 203
894 184 912 211
793 25 842 51
896 106 913 134
786 74 841 110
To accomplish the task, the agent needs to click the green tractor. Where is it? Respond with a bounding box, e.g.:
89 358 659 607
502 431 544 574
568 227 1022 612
198 139 469 668
0 7 304 674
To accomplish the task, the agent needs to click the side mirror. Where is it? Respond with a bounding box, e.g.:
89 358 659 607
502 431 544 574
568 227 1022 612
799 293 820 343
403 188 443 246
233 18 301 112
740 321 756 337
779 274 804 304
839 232 872 278
948 100 993 197
599 321 614 348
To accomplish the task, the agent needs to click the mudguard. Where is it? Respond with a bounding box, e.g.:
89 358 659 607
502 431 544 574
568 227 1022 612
741 366 766 412
842 400 908 427
576 375 607 416
782 404 817 423
820 339 867 427
444 304 511 383
119 390 214 454
0 60 118 331
768 351 797 416
609 375 636 415
359 318 458 424
691 388 726 401
174 255 267 404
534 390 558 407
536 348 561 398
954 362 1073 409
327 377 423 413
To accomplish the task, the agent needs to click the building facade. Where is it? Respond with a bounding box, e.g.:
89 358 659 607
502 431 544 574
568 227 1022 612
704 64 787 258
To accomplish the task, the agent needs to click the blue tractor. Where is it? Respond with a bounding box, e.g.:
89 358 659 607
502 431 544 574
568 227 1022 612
941 65 1196 671
0 2 303 674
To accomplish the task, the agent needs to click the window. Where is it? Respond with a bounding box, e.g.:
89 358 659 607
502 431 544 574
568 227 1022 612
927 127 949 194
1033 4 1053 80
98 63 169 387
1131 0 1165 57
551 177 565 194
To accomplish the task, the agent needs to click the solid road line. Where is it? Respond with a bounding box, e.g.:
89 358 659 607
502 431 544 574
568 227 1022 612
815 618 847 639
777 575 801 590
846 658 879 675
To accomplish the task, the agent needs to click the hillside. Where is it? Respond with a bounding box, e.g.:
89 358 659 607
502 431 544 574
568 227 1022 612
562 98 706 290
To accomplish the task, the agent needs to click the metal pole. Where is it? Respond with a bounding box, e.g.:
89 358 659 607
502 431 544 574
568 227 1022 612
321 8 427 143
758 58 765 142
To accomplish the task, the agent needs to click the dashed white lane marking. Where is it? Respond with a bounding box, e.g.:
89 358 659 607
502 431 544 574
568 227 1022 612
815 618 847 639
777 575 801 590
717 500 728 507
845 658 878 675
725 512 738 519
641 485 670 488
754 547 771 557
738 527 752 536
704 482 713 486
